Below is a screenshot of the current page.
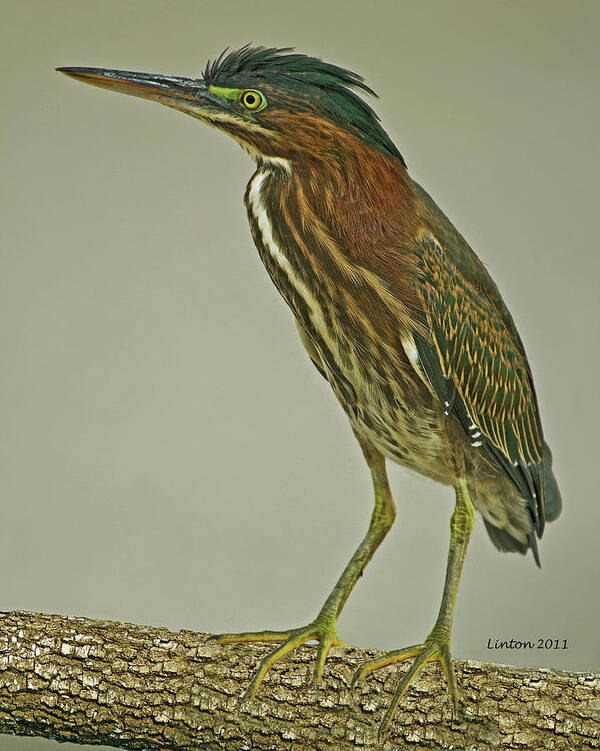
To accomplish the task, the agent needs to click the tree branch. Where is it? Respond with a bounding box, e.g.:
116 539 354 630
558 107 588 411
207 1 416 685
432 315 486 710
0 610 598 750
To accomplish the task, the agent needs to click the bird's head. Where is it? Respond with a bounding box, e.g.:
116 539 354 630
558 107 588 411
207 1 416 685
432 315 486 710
57 45 405 170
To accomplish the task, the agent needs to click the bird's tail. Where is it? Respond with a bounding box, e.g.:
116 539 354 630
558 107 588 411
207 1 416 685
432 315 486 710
542 443 562 522
482 442 561 565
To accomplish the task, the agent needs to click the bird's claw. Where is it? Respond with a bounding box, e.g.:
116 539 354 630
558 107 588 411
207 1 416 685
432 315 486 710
211 620 344 698
352 634 458 741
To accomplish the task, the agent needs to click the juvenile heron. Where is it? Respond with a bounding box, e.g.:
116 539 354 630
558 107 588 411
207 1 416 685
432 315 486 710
58 46 561 736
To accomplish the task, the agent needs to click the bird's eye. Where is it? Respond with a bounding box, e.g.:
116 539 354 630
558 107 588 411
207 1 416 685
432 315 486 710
240 89 266 111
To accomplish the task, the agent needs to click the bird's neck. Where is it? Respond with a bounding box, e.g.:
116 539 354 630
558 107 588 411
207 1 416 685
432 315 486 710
245 138 421 356
252 134 416 265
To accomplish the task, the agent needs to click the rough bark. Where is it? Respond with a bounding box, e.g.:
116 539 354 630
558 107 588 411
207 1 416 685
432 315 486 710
0 610 598 751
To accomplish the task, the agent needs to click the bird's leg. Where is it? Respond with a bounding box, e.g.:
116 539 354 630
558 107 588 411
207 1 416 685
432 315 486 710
353 476 475 740
213 433 396 698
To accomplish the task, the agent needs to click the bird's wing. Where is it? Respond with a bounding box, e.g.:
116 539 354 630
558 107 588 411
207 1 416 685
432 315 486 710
411 229 546 537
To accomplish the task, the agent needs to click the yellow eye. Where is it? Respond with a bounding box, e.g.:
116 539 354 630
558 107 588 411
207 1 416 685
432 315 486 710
240 89 266 111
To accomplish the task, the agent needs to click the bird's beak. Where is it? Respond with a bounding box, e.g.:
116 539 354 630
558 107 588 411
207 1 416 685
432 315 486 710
56 67 229 119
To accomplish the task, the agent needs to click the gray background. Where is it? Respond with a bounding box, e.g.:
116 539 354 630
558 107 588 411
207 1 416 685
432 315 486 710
2 1 599 749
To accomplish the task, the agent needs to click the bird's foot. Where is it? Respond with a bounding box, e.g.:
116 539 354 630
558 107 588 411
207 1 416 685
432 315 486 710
352 627 458 741
211 618 345 699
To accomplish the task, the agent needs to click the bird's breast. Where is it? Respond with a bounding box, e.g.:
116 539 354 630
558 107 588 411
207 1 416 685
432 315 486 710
245 167 452 485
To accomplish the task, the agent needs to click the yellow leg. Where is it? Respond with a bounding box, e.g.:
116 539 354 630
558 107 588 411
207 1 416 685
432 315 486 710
212 433 396 697
352 476 475 741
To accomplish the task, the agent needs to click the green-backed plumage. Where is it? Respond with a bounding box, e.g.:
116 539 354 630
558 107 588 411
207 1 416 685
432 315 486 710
409 183 558 552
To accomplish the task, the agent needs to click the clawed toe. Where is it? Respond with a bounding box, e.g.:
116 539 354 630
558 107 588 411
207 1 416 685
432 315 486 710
352 637 458 739
211 620 342 698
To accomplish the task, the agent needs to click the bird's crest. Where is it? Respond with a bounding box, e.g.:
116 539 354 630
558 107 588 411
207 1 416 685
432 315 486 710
204 45 406 166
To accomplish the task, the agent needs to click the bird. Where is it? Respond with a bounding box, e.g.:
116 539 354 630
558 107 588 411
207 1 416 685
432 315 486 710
57 46 562 738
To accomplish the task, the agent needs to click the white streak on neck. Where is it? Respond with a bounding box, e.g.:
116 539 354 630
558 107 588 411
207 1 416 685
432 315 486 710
261 155 292 173
247 171 324 329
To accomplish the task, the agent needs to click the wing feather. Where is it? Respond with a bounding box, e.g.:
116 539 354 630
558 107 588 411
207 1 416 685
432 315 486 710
413 232 546 536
